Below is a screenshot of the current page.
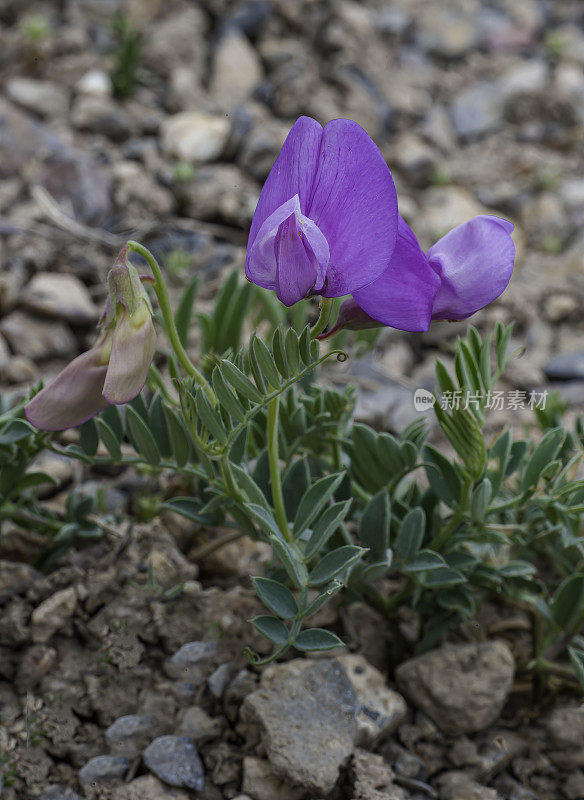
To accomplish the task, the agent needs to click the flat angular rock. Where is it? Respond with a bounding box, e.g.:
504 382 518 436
23 273 98 325
0 97 112 225
5 78 69 120
143 735 205 791
395 641 515 736
79 755 129 785
450 82 502 139
0 311 76 361
176 705 222 743
105 714 159 758
338 654 407 746
31 587 77 644
241 659 358 795
211 30 263 106
544 351 584 382
161 112 230 163
165 641 218 682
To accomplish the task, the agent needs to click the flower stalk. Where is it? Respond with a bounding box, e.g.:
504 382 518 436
126 240 214 402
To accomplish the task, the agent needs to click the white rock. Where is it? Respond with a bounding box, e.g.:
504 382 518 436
76 69 112 98
211 31 263 106
5 78 69 119
22 273 98 325
161 112 230 163
499 59 549 101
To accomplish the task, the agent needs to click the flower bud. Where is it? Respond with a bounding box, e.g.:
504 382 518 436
25 247 157 431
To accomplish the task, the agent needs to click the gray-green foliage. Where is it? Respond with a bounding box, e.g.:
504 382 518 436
4 274 584 686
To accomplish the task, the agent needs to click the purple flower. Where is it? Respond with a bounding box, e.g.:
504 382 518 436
245 116 399 306
324 215 515 336
25 248 156 431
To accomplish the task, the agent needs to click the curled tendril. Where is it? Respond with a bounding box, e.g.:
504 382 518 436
243 647 261 665
320 348 349 366
243 644 290 667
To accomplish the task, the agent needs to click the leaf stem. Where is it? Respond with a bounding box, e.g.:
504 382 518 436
267 395 291 541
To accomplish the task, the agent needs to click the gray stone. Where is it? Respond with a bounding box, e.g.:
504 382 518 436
352 750 404 800
563 770 584 800
165 641 218 682
242 757 305 800
382 741 428 781
543 292 579 323
493 775 539 800
237 117 289 181
0 560 40 602
70 95 132 141
437 770 502 800
146 7 208 77
241 659 358 794
546 705 584 750
420 186 488 241
4 354 36 385
143 735 205 791
112 160 174 217
450 82 502 139
337 654 407 746
417 9 477 58
183 164 259 226
176 706 222 743
78 755 129 785
331 356 420 434
31 587 77 644
422 105 457 153
500 60 549 123
0 258 25 314
39 150 112 226
0 312 76 361
161 112 230 163
395 641 515 736
22 273 98 325
39 787 83 800
393 133 438 187
210 30 263 106
208 662 235 698
0 333 9 371
112 775 190 799
376 5 411 36
105 715 159 758
5 78 69 119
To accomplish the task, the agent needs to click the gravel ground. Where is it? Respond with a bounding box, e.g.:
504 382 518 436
1 0 584 798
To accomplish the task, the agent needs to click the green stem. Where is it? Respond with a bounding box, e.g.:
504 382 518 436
267 395 291 541
126 240 212 400
430 475 472 550
147 364 179 405
310 297 334 339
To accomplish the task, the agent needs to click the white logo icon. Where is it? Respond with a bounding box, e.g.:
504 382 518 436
413 388 435 412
